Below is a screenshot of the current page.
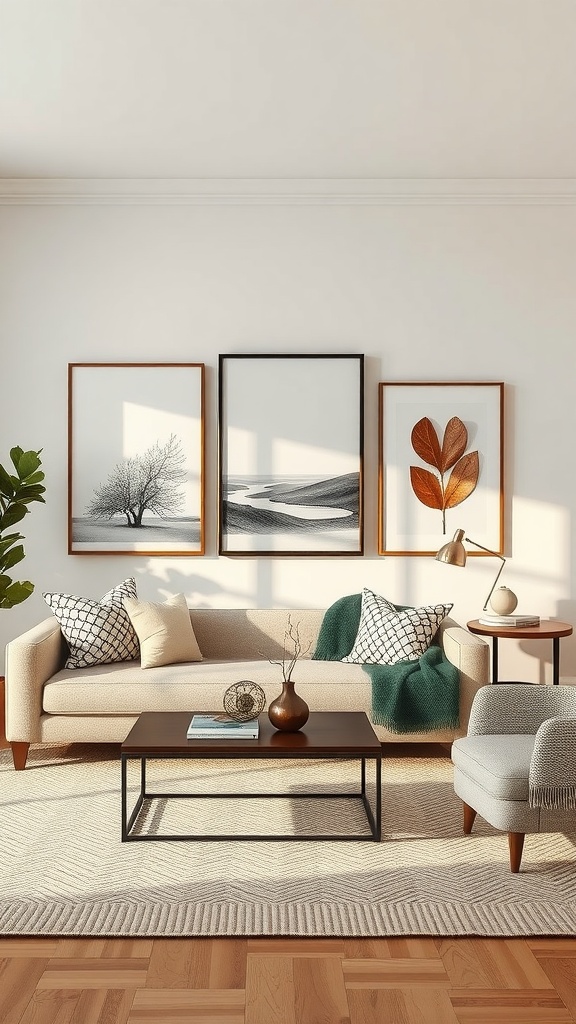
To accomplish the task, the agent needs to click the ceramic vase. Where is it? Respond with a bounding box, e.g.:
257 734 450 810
490 586 518 615
267 679 309 732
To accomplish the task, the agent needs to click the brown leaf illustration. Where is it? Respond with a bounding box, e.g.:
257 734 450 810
409 466 443 509
440 416 468 473
411 418 442 470
443 451 479 508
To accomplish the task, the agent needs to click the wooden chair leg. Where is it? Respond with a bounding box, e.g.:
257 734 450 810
508 831 525 873
11 742 30 771
463 801 477 834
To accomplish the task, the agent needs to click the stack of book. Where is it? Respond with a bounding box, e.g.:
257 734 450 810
186 714 260 739
479 614 541 628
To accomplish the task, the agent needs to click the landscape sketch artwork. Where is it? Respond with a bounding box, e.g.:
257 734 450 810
219 355 363 555
72 433 201 548
69 364 204 555
223 471 360 545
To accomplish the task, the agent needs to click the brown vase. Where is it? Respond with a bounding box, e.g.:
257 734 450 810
267 679 309 732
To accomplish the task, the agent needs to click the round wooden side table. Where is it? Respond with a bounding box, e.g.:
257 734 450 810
467 620 573 685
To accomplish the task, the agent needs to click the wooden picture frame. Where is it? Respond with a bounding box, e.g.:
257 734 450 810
218 354 364 556
68 363 205 556
378 381 504 556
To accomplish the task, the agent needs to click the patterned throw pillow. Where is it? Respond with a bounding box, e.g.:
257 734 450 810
43 578 140 669
342 588 453 666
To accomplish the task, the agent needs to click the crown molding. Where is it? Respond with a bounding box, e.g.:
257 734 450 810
1 178 576 205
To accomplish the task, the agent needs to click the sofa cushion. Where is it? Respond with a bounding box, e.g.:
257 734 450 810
342 588 453 665
42 658 373 716
124 593 203 668
43 578 140 669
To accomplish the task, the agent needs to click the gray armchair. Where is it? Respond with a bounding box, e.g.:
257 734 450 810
451 683 576 872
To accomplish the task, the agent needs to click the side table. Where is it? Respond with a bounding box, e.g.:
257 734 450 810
467 620 573 685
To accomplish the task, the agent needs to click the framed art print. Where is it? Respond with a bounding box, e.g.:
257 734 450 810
68 363 205 555
378 381 504 556
218 354 364 555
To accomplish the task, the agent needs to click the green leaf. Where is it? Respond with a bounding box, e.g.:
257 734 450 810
0 579 34 608
0 545 24 571
15 450 42 480
0 504 28 529
9 447 24 471
0 533 24 554
0 465 15 498
23 471 45 486
15 485 46 502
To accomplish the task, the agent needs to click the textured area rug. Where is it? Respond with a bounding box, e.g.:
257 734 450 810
1 744 576 937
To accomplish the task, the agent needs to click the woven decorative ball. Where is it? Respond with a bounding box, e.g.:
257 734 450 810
223 680 266 722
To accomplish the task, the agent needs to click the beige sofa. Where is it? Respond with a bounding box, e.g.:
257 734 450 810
4 607 489 769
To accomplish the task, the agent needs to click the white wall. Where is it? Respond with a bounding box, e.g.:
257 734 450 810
3 1 576 178
1 194 575 683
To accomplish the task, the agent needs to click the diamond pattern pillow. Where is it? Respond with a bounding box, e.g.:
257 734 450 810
342 588 453 666
43 578 140 669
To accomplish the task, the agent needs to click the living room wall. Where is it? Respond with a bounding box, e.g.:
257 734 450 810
1 193 575 682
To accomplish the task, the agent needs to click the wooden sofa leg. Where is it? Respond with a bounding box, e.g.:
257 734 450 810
508 831 525 873
11 742 30 771
463 802 477 834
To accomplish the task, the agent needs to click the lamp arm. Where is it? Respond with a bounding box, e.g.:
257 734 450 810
464 536 506 612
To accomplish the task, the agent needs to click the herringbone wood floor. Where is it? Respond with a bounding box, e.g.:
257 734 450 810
1 935 576 1023
2 725 575 1022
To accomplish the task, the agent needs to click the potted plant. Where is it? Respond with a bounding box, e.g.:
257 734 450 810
0 447 46 609
0 446 45 744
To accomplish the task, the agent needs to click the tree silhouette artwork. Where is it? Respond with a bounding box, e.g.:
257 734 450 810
87 434 186 528
409 416 479 534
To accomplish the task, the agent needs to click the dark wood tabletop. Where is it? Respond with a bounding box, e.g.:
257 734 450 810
121 711 381 757
467 619 573 640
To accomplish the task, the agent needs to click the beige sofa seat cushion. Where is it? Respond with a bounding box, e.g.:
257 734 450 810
42 658 373 716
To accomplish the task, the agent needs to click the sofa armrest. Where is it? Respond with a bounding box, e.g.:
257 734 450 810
5 617 66 742
440 625 490 733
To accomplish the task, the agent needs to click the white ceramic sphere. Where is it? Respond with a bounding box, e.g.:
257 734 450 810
490 586 518 615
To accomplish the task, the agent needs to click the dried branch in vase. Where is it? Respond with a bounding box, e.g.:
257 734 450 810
268 615 312 682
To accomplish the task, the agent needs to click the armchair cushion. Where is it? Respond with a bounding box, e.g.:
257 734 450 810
452 734 535 801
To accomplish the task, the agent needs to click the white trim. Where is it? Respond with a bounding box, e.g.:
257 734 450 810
1 178 576 206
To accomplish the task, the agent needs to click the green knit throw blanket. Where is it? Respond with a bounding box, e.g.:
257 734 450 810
313 593 459 734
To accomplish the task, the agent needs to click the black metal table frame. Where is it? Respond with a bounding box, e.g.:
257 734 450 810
491 635 563 685
121 751 382 843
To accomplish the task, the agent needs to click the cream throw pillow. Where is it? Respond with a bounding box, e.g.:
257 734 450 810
123 593 203 669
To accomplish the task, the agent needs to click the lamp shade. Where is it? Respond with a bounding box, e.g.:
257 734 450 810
435 529 467 567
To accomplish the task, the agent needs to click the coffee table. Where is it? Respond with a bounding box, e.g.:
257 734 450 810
121 710 382 843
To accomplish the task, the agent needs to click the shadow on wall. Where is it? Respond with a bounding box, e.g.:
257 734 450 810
136 559 276 609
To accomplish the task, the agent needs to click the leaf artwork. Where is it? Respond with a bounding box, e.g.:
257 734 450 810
410 416 479 533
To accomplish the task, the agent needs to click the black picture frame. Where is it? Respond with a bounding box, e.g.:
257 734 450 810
218 354 364 556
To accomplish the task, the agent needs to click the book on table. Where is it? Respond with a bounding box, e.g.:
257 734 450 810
186 714 260 739
479 614 541 628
